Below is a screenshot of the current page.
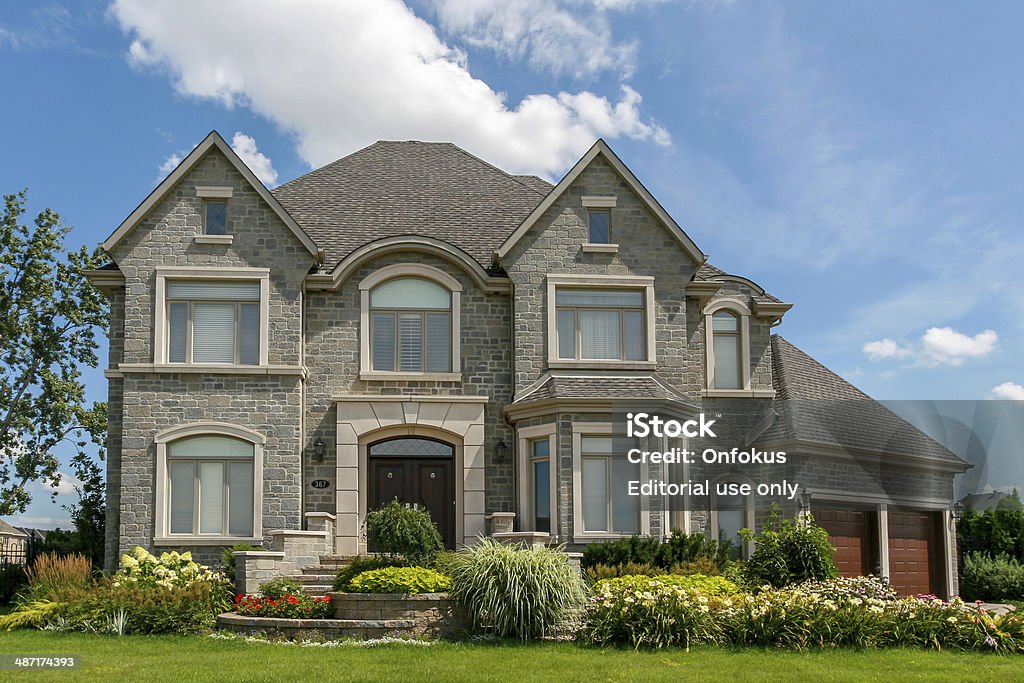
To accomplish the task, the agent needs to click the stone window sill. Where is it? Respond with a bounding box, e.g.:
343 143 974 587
581 243 619 254
194 234 233 245
702 388 777 399
154 536 263 546
111 363 306 378
359 371 462 382
548 359 655 371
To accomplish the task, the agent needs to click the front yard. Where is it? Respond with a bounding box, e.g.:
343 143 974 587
1 631 1022 682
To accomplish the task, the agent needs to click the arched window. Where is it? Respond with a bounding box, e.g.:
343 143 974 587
370 278 452 372
154 423 264 542
711 310 741 389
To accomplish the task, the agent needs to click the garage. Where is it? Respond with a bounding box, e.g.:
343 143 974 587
812 506 877 578
887 510 942 597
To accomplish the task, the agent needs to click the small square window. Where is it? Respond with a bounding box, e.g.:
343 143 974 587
205 201 227 235
588 210 610 243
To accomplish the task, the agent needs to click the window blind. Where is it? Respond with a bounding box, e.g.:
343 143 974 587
425 312 451 372
198 462 224 534
192 303 237 363
167 282 259 300
580 310 621 359
169 462 194 534
371 312 396 371
713 335 741 389
398 313 423 371
582 458 608 532
228 462 254 536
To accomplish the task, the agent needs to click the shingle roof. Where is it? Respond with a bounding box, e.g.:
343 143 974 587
0 519 27 537
513 374 689 405
762 335 965 465
272 141 551 270
693 263 782 303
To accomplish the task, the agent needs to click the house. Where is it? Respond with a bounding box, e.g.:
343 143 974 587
0 519 29 564
87 131 969 597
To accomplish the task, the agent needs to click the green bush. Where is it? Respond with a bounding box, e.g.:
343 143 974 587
597 574 741 598
259 577 304 600
333 556 407 592
365 499 444 566
585 562 664 583
741 509 837 588
0 564 28 605
957 494 1024 561
959 552 1024 601
448 538 587 641
581 530 732 572
349 566 452 594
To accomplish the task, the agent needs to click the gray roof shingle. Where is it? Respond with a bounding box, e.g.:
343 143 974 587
514 374 689 405
762 335 965 465
272 141 551 270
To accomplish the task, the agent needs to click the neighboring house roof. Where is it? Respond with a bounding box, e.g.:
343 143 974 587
958 491 1011 511
494 139 707 264
102 131 320 259
273 141 551 271
762 335 968 468
0 519 28 538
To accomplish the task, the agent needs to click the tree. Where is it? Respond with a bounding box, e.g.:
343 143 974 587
0 190 108 515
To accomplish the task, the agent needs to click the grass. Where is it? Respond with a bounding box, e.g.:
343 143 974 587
0 631 1023 682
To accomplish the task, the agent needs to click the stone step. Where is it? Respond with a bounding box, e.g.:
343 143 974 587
300 564 341 576
298 584 333 595
318 555 359 566
290 573 336 584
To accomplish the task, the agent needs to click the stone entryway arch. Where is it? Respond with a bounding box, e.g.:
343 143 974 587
334 395 487 555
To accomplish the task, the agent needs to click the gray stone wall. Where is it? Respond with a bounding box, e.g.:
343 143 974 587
106 148 314 564
301 251 515 517
104 287 125 572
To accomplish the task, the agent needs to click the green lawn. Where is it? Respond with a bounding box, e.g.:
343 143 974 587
1 632 1022 682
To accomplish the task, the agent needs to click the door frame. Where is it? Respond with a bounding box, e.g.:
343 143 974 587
358 425 465 554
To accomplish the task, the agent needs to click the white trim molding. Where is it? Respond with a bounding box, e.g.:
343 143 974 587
545 273 657 369
581 196 617 208
193 235 234 245
152 421 265 545
703 298 752 393
517 423 558 537
195 186 234 199
153 266 271 367
358 263 463 381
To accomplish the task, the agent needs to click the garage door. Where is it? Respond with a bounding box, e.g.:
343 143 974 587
888 510 939 597
813 507 874 577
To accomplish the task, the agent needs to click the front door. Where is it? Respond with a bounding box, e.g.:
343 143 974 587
367 437 456 549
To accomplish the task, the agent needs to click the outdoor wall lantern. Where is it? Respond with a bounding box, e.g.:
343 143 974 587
798 484 813 514
314 437 326 462
495 440 509 464
952 499 965 522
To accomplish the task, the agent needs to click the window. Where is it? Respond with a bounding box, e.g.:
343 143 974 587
588 210 610 244
167 435 254 537
704 301 751 393
711 311 741 389
530 438 551 533
711 478 753 559
369 278 452 372
556 289 645 361
580 436 639 534
166 281 260 365
204 200 227 235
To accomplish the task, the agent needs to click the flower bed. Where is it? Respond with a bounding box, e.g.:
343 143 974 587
583 575 1024 652
235 593 333 619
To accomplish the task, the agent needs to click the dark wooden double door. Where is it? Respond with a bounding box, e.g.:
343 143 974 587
368 437 456 549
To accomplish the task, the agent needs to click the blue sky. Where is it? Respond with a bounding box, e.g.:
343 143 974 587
2 0 1021 527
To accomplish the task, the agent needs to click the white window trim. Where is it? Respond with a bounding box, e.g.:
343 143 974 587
358 263 462 381
546 274 656 370
154 267 271 367
517 423 557 536
703 298 752 395
153 422 264 545
708 472 755 558
571 422 650 541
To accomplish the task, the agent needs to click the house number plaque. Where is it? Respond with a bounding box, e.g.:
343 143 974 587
310 479 331 489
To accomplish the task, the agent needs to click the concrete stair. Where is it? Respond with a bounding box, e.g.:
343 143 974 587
288 556 357 595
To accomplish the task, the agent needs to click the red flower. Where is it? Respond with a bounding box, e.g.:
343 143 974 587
235 594 243 603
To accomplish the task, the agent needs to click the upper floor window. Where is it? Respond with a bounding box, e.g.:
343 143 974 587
370 277 452 373
167 281 260 365
704 300 751 393
204 200 228 235
588 210 610 244
556 289 645 361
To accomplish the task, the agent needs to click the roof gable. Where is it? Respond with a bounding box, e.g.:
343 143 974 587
102 131 319 258
494 139 706 265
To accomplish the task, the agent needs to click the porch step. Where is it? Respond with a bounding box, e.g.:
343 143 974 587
291 573 336 584
318 555 359 566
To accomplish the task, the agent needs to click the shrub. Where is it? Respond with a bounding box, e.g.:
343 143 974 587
22 553 93 602
0 564 28 605
959 552 1024 601
669 556 721 576
333 556 407 592
585 562 665 583
259 577 304 600
741 509 837 588
113 547 226 590
235 593 332 619
448 538 587 641
365 500 444 566
793 575 899 602
597 574 741 598
581 530 732 572
349 566 452 594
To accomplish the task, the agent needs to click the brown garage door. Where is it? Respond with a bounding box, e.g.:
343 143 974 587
888 510 941 597
813 507 875 577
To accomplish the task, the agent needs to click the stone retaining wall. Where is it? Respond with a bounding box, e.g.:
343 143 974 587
329 592 460 637
216 613 416 640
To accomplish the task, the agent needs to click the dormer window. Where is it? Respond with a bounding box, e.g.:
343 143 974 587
704 300 752 393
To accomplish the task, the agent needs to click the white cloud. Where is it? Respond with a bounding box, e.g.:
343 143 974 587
429 0 638 78
992 382 1024 401
920 327 998 366
47 472 82 497
863 327 999 367
230 132 278 187
4 515 73 529
158 151 182 177
112 0 670 177
862 338 912 361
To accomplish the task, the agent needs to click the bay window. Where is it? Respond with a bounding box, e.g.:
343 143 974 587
580 435 639 534
530 438 551 533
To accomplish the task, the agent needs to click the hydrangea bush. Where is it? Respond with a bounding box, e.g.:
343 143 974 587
114 547 225 590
